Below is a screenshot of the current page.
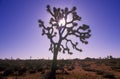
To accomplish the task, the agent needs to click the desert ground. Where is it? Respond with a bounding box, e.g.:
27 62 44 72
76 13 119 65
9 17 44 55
0 58 120 79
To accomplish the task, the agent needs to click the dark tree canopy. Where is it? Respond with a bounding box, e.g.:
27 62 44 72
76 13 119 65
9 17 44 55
38 5 91 55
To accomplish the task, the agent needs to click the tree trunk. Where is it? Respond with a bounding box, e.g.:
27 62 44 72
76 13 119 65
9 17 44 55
49 46 58 79
49 41 61 79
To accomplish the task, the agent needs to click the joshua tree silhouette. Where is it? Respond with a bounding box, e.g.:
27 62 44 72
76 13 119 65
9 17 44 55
38 5 91 79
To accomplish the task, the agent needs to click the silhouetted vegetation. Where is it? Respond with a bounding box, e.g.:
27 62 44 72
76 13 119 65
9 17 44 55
38 5 91 79
0 58 120 79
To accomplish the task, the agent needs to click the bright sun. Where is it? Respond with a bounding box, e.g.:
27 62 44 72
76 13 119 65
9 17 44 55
58 18 65 26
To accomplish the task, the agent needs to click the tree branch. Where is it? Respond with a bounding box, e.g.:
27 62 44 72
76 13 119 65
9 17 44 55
39 5 91 55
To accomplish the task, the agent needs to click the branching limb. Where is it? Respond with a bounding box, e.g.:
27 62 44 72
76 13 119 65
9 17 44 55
39 5 91 55
38 19 56 51
47 5 54 17
65 38 82 52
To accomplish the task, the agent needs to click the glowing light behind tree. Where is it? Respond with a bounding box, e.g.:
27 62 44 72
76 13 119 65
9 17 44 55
58 18 65 26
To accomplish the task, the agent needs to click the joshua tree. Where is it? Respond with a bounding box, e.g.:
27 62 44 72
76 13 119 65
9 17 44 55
38 5 91 79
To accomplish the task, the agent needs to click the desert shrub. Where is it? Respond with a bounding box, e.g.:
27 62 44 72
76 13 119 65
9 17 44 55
18 67 27 75
56 65 64 70
110 61 117 65
111 66 120 70
3 68 13 76
13 65 20 72
43 65 50 70
67 65 75 71
104 59 120 67
0 61 9 72
37 67 43 72
103 72 116 79
64 70 69 75
29 69 36 74
82 67 96 72
41 70 45 74
43 71 51 79
57 60 65 67
96 70 104 75
0 66 6 71
81 63 91 68
58 60 72 67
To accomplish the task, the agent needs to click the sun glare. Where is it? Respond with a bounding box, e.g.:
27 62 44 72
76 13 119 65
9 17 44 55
58 18 65 26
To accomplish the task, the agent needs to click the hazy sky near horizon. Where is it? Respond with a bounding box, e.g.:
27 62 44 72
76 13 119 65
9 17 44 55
0 0 120 59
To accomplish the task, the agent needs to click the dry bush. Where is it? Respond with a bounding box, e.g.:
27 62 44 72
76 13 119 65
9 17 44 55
103 72 116 79
95 70 104 75
111 66 120 72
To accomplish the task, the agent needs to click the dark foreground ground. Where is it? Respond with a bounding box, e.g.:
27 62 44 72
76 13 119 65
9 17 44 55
0 58 120 79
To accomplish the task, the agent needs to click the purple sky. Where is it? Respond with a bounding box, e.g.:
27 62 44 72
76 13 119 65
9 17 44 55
0 0 120 59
